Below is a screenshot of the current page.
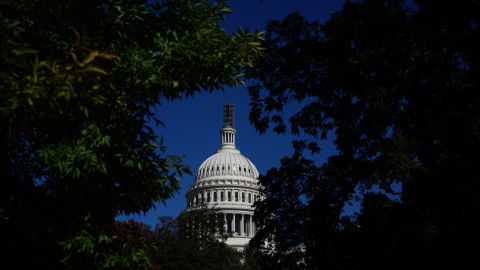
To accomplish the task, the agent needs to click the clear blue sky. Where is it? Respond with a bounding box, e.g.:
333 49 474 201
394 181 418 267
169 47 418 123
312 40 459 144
117 0 345 227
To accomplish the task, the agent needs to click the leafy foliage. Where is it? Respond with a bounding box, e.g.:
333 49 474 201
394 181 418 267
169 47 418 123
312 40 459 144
115 217 259 270
248 0 480 269
0 0 262 268
59 216 152 269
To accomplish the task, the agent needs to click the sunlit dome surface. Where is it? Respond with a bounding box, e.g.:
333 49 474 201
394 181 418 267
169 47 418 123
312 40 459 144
196 150 259 181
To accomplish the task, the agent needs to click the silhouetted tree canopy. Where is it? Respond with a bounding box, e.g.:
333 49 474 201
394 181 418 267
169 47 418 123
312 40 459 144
248 0 480 269
0 0 262 268
114 215 259 270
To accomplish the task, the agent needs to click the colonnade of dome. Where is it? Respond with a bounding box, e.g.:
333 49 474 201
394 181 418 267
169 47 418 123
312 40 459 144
187 187 261 208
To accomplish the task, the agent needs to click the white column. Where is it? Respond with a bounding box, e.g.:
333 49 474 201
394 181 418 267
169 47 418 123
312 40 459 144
249 214 253 236
223 213 227 232
240 214 244 236
252 219 255 235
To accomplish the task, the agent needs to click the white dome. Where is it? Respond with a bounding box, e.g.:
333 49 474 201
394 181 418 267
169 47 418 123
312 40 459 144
196 150 259 181
183 104 262 251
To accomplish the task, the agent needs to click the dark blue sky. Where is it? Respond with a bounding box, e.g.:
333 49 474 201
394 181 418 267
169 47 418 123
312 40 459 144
117 0 345 227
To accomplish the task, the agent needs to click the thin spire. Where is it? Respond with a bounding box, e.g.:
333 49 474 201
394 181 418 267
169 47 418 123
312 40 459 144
223 104 235 128
218 104 238 152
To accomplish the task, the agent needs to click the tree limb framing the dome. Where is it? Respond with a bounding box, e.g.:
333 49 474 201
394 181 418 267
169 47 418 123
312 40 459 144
247 0 480 269
0 0 263 268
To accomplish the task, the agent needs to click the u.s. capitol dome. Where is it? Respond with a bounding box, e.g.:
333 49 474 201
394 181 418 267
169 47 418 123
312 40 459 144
184 104 261 250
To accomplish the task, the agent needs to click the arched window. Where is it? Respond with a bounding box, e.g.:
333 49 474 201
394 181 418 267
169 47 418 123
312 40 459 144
248 193 251 203
221 191 224 201
228 191 231 201
207 192 211 202
214 191 217 202
235 192 239 202
242 192 245 202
